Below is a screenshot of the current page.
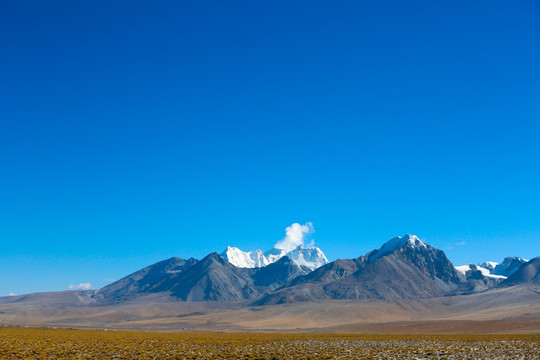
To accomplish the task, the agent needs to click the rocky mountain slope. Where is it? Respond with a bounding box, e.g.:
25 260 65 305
96 252 312 302
95 257 198 302
501 257 540 286
255 235 464 304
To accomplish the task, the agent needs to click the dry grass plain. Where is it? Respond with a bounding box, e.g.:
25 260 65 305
1 284 539 334
1 327 538 359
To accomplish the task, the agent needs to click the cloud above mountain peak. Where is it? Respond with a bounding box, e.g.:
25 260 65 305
274 222 314 251
68 283 92 290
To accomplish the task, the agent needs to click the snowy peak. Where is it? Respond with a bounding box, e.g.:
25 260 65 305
287 246 329 271
221 245 329 271
220 246 271 268
369 234 427 261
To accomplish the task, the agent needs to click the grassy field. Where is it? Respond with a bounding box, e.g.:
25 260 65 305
0 327 538 359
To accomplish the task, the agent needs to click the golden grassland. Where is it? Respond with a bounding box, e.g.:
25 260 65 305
0 327 538 359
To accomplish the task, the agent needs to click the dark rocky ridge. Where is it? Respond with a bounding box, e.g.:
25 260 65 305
252 256 310 290
97 253 311 302
492 256 529 277
95 257 198 302
154 253 257 301
501 257 540 286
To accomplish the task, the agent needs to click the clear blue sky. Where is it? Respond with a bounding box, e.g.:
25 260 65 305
1 1 539 296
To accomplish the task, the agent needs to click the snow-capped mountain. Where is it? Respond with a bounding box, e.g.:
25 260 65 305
221 245 329 271
478 261 498 271
455 264 507 279
455 257 529 280
287 246 329 270
368 234 427 262
491 257 528 277
258 234 464 305
220 247 272 268
502 257 540 286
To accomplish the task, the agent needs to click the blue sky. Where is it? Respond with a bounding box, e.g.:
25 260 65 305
1 1 539 296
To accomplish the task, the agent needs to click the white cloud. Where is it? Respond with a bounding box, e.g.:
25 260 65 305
105 278 116 282
68 283 92 290
9 292 16 296
274 222 315 251
447 240 467 250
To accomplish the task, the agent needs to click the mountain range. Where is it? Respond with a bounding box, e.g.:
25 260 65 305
1 234 539 332
91 234 538 304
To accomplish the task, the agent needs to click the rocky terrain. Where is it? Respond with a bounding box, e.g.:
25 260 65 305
2 328 539 359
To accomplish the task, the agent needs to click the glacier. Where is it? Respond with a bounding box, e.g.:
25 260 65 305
221 245 329 271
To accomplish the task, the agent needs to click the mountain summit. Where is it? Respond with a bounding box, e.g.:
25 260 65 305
368 234 427 262
456 256 529 282
221 245 328 271
256 234 464 305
